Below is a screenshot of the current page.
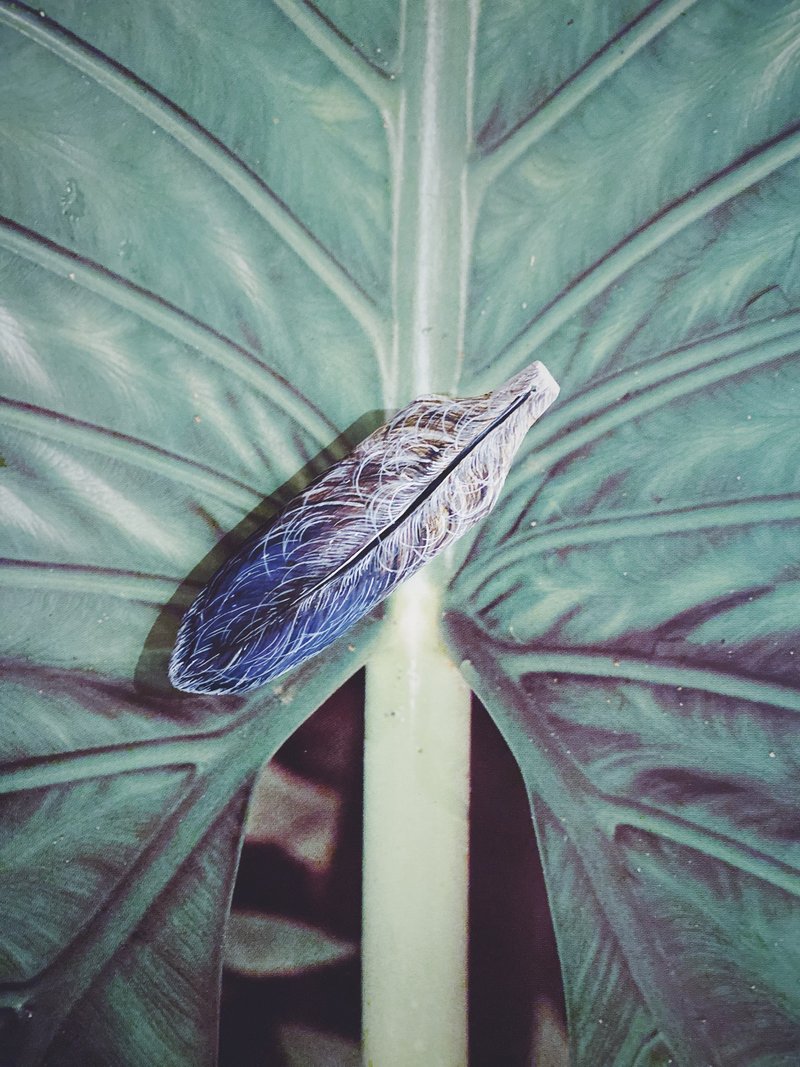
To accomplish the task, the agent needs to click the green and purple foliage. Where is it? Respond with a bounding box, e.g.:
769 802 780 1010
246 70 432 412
0 0 799 1064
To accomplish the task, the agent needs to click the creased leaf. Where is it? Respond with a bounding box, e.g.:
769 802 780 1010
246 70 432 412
169 361 559 693
279 1023 360 1067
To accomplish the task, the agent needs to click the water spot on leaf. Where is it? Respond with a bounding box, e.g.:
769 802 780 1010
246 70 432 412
59 178 85 221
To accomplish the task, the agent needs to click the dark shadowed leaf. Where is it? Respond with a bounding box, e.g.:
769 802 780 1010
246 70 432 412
243 761 342 872
279 1023 360 1067
224 911 356 978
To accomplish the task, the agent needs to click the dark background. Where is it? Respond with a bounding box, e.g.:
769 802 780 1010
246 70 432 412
219 672 565 1066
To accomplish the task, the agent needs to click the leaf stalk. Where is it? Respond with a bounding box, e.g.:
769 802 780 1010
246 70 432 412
362 569 471 1066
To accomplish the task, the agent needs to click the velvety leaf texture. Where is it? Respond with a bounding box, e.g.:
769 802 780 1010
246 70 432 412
1 0 798 1064
170 361 558 693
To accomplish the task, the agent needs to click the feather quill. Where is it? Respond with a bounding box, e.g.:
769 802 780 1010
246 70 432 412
169 360 559 694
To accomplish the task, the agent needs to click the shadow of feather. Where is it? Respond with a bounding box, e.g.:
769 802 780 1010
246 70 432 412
134 410 388 699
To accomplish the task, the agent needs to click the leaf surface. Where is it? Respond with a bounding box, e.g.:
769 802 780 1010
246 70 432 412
279 1023 361 1067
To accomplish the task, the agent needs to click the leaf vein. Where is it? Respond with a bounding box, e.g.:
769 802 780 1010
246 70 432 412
472 0 698 190
0 559 185 604
0 217 339 451
487 646 800 712
272 0 398 113
0 396 261 509
497 314 800 527
605 803 800 899
465 494 800 601
481 124 800 384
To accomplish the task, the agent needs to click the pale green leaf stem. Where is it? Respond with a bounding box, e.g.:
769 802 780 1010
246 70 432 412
361 2 476 1061
387 0 475 400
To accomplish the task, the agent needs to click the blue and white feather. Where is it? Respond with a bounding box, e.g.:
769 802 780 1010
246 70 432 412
169 360 559 694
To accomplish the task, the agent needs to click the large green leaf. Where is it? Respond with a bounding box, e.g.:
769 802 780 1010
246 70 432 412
1 0 798 1064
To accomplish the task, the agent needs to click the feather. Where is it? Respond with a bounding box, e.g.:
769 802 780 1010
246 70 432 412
169 360 560 694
